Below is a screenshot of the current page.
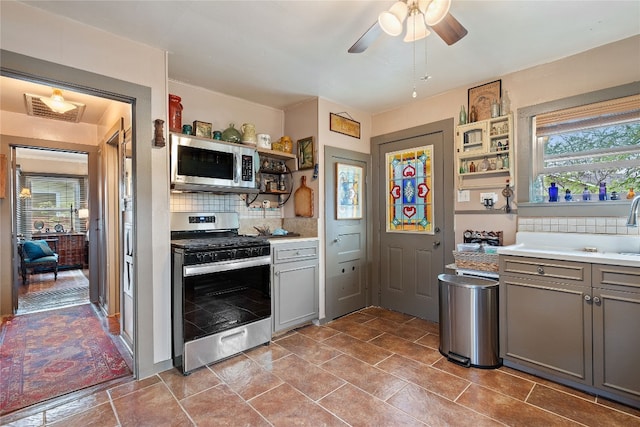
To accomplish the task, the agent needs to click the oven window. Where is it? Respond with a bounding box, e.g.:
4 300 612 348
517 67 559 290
178 145 234 180
182 264 270 342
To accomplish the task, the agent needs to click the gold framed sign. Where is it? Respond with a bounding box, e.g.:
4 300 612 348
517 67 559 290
330 113 360 139
468 80 501 122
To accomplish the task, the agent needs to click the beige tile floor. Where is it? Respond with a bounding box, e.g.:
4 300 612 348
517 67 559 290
2 307 639 426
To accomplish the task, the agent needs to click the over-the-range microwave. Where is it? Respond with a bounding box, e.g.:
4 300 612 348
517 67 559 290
170 134 257 193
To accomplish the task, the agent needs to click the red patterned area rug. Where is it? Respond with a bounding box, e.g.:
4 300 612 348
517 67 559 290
0 304 131 415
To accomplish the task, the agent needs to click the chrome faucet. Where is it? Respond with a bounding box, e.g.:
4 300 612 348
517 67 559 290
627 195 640 227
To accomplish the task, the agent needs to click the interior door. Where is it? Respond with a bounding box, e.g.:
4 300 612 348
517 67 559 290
373 120 453 322
324 147 369 321
98 118 124 315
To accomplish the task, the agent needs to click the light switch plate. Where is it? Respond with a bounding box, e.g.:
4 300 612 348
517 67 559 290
457 190 470 202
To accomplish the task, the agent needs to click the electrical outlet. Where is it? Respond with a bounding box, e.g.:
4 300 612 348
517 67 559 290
480 192 498 204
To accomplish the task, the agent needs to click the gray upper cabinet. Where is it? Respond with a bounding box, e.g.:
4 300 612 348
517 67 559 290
500 256 640 408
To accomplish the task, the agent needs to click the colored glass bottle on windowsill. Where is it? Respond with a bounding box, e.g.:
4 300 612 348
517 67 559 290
599 182 607 201
582 187 591 201
548 182 559 202
628 188 635 199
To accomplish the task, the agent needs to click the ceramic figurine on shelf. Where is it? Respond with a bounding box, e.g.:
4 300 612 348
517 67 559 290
628 188 635 199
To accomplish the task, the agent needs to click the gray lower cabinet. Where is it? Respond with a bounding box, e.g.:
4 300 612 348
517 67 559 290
500 256 640 408
272 239 319 333
592 264 640 405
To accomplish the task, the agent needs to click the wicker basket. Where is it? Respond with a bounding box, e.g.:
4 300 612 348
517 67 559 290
453 251 499 272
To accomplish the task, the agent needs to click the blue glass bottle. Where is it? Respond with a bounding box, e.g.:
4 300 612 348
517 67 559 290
599 182 607 201
564 189 572 201
582 187 591 201
549 182 558 202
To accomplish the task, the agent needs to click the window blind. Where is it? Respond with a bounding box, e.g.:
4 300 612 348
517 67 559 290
19 174 89 238
536 94 640 136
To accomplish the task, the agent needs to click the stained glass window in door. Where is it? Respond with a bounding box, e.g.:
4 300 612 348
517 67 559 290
385 146 434 234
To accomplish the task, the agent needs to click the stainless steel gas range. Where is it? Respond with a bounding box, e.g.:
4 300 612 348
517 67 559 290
171 212 271 374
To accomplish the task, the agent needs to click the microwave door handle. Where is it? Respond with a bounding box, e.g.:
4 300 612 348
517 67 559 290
233 153 239 183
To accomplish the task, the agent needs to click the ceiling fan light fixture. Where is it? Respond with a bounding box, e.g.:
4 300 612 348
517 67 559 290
40 89 77 114
378 1 408 36
424 0 451 26
403 13 430 43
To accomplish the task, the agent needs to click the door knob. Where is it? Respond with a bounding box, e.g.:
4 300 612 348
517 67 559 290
593 296 601 304
433 241 441 248
584 294 592 302
333 237 341 243
434 227 441 233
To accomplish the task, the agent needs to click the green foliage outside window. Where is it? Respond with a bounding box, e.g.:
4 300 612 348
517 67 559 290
534 122 640 201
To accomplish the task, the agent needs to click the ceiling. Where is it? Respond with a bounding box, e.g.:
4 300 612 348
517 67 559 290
3 1 640 121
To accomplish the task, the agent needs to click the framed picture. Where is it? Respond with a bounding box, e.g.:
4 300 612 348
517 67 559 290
193 120 212 138
297 137 314 170
330 113 361 139
468 80 501 122
336 163 363 219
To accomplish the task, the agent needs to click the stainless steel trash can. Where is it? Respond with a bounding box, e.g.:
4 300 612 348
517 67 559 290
438 273 501 368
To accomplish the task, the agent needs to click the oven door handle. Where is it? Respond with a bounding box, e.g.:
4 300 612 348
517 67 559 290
183 255 270 276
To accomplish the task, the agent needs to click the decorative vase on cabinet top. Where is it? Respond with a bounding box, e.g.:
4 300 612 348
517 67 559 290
222 123 242 143
241 123 257 145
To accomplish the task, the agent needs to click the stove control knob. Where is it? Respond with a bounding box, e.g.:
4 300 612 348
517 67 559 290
196 253 204 262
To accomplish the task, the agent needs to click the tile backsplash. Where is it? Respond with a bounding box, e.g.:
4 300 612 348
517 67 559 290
518 216 639 235
170 193 318 237
170 193 281 219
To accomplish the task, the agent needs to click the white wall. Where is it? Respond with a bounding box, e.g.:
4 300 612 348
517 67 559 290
1 1 170 375
372 35 640 245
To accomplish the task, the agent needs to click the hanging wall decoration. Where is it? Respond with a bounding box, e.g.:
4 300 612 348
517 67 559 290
385 146 434 234
330 112 360 139
468 79 501 122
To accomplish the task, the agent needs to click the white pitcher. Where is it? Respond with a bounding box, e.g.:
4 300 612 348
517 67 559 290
241 123 257 144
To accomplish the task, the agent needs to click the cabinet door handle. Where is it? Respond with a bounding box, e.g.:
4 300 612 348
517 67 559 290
333 237 341 243
433 241 441 248
537 266 545 275
584 294 592 302
593 296 601 304
274 271 280 276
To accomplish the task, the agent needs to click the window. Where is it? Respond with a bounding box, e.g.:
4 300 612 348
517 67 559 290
517 83 640 216
531 95 640 202
19 175 89 237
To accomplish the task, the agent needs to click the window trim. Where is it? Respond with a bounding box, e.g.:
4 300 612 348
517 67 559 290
516 82 640 217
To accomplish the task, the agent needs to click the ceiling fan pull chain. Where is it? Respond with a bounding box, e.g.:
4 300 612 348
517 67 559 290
412 12 417 98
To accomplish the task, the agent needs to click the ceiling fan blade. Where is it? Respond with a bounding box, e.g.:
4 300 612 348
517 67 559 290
431 12 468 45
348 21 382 53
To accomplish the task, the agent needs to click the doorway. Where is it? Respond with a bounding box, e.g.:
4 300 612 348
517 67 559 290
371 119 455 322
324 146 370 321
0 70 136 410
15 147 91 315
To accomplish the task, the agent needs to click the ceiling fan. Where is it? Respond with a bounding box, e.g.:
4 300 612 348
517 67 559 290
348 0 468 53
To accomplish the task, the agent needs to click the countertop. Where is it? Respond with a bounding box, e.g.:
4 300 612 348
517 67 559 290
497 232 640 267
267 236 319 244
